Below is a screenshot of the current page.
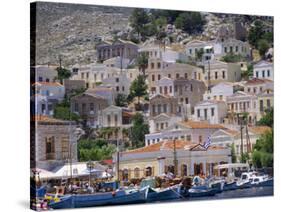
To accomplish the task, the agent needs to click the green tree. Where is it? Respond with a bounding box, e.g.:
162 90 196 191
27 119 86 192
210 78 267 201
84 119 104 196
54 105 80 121
258 39 270 59
231 143 237 163
78 139 116 161
136 52 149 75
195 48 204 61
248 20 265 47
56 67 71 84
129 9 150 40
252 130 273 168
257 107 273 128
115 93 128 107
130 113 149 148
175 12 205 34
221 53 245 63
129 75 148 105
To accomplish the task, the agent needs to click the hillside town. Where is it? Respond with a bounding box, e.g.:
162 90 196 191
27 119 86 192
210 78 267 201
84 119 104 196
30 3 274 210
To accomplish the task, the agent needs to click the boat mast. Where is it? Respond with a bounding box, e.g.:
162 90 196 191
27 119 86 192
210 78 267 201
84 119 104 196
173 138 178 176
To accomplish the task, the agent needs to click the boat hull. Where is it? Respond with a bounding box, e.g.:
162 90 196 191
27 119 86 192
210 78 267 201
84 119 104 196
49 188 147 209
188 186 217 198
146 186 181 202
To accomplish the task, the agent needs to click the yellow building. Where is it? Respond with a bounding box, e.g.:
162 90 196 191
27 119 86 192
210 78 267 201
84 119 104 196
115 140 231 181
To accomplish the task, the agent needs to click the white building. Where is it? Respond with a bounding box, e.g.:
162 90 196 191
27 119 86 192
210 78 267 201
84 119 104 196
148 113 182 133
243 78 273 95
102 74 132 95
33 82 65 101
204 82 234 101
253 60 274 80
145 121 225 146
34 65 58 82
193 100 228 124
103 56 131 69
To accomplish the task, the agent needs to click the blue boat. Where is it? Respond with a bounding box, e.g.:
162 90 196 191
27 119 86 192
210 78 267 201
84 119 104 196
259 178 273 187
30 185 47 198
48 187 148 209
188 185 217 198
223 181 238 191
146 185 181 202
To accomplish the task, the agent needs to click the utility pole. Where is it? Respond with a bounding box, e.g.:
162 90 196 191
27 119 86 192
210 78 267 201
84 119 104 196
208 60 211 91
173 138 178 176
237 113 244 162
116 139 120 182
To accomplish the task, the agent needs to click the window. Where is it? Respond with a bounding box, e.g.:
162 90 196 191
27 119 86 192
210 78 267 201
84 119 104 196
222 71 225 79
122 86 125 91
260 100 264 112
256 72 259 78
224 47 227 53
267 99 271 108
267 70 270 77
116 86 119 92
160 87 163 94
116 78 119 82
145 167 153 177
81 73 84 79
215 72 218 79
168 74 171 78
260 87 263 92
230 46 233 52
190 84 193 92
46 78 50 82
61 136 69 158
107 115 111 125
185 73 188 79
45 136 55 160
163 104 167 113
211 108 215 116
161 123 164 129
262 70 265 78
134 168 140 178
204 109 207 119
74 103 79 112
38 77 43 82
114 114 118 126
219 95 223 100
248 88 251 93
157 62 161 69
197 109 200 118
185 98 189 104
152 75 155 81
151 63 154 69
176 73 180 79
158 74 161 80
86 72 89 79
90 103 94 111
235 46 238 52
253 87 257 93
189 49 192 54
169 86 172 93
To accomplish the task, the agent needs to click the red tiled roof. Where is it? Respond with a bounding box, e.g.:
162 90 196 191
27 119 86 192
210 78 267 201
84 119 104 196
179 121 225 129
249 126 272 134
32 82 63 87
121 140 226 155
245 78 273 85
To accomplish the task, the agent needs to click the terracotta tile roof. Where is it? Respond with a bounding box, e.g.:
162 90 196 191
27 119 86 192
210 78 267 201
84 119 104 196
121 140 226 155
245 78 273 85
249 126 272 135
179 121 225 129
224 129 240 136
32 115 66 123
33 82 63 87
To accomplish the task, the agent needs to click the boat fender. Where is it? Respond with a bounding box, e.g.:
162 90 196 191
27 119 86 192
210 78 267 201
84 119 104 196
112 191 116 197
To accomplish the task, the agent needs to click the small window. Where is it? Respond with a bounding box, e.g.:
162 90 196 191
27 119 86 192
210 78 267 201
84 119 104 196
211 108 215 116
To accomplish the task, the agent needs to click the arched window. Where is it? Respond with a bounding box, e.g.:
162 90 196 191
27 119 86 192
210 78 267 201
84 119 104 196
122 169 129 181
145 167 152 177
134 167 140 178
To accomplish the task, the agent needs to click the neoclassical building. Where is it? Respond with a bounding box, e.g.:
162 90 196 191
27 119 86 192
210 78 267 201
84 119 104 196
96 39 139 62
32 115 78 171
115 140 231 180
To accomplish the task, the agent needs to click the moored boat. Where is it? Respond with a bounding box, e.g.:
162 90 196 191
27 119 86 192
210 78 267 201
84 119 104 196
48 186 149 209
188 185 217 198
146 185 181 202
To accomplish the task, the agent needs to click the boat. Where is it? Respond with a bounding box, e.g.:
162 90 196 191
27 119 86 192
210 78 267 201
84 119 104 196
223 181 238 191
207 178 225 193
146 185 182 202
188 185 217 198
140 178 181 202
48 186 149 209
251 175 274 187
236 172 256 189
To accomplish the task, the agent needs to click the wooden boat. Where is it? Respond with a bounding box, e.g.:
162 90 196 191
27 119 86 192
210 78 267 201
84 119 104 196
146 185 181 202
48 186 149 209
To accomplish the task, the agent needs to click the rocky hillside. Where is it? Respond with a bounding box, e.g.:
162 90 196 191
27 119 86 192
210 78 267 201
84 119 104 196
34 2 133 66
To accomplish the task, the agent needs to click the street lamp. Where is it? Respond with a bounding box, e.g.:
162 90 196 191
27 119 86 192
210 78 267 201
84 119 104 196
87 160 95 186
